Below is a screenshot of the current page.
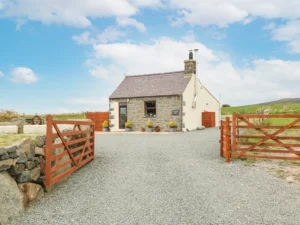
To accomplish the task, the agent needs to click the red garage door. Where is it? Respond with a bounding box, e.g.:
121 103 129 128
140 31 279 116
86 112 109 131
202 112 216 128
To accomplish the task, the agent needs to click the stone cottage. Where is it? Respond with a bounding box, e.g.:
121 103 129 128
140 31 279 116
109 52 220 132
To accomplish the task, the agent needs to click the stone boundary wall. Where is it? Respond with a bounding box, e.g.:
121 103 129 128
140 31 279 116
0 136 46 224
0 124 93 223
0 125 18 134
23 124 74 134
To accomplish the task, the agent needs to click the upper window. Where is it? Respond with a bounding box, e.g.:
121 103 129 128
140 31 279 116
145 101 156 117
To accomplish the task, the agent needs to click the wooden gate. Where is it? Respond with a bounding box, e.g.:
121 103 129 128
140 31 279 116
231 113 300 161
45 116 95 187
202 112 216 128
220 117 231 162
86 112 109 131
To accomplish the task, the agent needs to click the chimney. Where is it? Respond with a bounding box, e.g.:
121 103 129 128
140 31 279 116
184 50 196 77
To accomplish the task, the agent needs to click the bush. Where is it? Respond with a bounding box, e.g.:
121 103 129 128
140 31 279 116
146 120 153 128
169 121 177 128
222 104 231 108
102 120 109 128
0 110 19 122
125 120 132 128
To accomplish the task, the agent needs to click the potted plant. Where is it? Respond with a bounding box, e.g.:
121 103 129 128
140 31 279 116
169 121 177 132
146 120 153 132
102 120 109 132
125 120 132 132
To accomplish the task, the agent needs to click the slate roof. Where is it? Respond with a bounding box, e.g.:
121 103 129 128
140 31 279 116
109 71 191 99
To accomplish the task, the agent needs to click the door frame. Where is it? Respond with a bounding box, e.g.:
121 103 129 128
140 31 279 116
119 102 127 129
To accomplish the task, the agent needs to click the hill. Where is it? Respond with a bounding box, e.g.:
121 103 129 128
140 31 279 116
257 98 300 105
222 98 300 115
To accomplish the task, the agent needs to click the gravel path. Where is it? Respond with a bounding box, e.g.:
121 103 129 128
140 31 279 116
7 128 300 225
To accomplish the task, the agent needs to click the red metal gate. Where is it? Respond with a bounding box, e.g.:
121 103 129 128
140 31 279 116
45 116 95 187
86 112 109 131
202 112 216 128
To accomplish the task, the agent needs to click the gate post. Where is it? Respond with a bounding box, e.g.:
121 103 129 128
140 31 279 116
45 115 53 187
220 121 224 157
232 113 237 158
225 117 231 163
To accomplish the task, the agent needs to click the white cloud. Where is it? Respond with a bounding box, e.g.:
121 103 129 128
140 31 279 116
0 71 4 77
87 37 300 106
116 17 146 32
10 67 38 84
72 32 95 45
0 0 137 28
67 97 109 111
263 22 277 30
97 27 126 43
181 30 196 42
129 0 162 7
73 28 126 45
269 20 300 53
89 64 124 83
210 30 227 40
168 0 300 27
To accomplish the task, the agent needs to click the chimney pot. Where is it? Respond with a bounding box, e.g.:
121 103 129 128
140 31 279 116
189 50 193 60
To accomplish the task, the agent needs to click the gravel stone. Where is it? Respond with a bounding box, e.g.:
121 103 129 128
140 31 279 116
7 129 300 225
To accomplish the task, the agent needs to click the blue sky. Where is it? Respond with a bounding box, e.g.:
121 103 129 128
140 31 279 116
1 0 300 114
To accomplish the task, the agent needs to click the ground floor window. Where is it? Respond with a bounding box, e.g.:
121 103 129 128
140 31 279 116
145 101 156 117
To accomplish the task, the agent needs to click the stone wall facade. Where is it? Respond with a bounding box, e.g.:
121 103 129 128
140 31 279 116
110 96 182 132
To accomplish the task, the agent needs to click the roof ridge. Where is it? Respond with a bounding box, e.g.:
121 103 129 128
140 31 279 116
125 70 184 77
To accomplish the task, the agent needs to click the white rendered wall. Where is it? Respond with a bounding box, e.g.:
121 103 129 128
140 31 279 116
0 126 18 134
182 74 220 131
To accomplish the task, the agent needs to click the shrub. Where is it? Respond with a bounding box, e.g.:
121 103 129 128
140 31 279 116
169 121 177 128
125 120 132 128
222 104 231 108
0 110 19 122
102 120 109 128
146 120 153 128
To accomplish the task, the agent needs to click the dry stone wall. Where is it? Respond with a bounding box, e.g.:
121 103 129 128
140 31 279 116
0 136 46 223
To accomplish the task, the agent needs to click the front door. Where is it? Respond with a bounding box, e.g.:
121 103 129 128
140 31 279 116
119 102 127 129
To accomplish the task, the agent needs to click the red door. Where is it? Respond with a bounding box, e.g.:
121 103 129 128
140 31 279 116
202 112 216 128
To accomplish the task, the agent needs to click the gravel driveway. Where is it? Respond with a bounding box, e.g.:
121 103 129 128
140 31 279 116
8 128 300 225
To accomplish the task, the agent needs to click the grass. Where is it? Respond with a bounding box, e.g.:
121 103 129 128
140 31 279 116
222 103 300 115
0 134 41 147
18 113 86 123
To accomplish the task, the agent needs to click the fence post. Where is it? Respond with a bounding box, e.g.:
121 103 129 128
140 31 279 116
232 112 237 158
225 117 231 163
45 115 53 187
220 121 224 157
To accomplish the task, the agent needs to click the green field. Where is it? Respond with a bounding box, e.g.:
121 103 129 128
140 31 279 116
20 113 86 123
222 103 300 115
0 134 40 146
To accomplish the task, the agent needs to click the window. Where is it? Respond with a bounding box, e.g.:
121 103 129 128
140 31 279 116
145 101 156 117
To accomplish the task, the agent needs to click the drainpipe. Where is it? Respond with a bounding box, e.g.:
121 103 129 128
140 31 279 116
179 94 183 131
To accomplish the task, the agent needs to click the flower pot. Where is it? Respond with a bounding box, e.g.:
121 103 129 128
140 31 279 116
102 128 109 132
125 127 132 132
146 127 153 132
169 127 176 132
